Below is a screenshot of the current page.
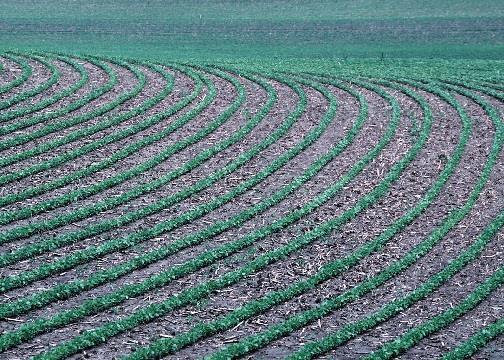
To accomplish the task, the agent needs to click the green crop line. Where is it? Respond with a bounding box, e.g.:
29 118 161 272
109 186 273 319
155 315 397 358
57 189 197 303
0 55 118 168
0 71 326 352
0 53 88 129
0 60 197 210
281 81 503 360
0 53 59 112
0 56 147 180
0 55 33 96
0 53 116 139
0 68 308 292
5 75 407 359
0 64 237 246
442 317 504 360
0 54 167 151
0 64 253 263
484 82 504 92
0 53 501 359
440 78 504 102
0 70 355 320
359 79 504 360
124 76 446 360
366 262 504 358
288 226 503 360
0 62 227 230
0 56 144 171
142 76 487 360
0 58 175 207
214 79 499 360
0 66 287 266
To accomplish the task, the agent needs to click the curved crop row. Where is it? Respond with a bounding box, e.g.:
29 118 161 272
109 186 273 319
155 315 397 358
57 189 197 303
0 67 305 291
0 75 411 358
0 55 32 96
0 65 275 266
0 57 147 177
0 52 501 359
442 317 504 360
0 53 88 128
0 53 59 112
267 79 503 360
0 70 333 351
0 61 201 210
122 75 447 359
0 69 348 318
0 54 116 141
0 63 231 231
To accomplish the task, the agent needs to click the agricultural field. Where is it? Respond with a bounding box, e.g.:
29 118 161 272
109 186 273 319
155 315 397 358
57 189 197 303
0 49 502 359
0 1 503 360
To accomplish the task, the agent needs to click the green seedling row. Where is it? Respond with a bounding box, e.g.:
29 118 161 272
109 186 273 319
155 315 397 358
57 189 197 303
0 54 59 112
1 75 405 358
0 58 150 180
441 317 504 360
0 51 501 359
0 53 88 128
0 55 32 96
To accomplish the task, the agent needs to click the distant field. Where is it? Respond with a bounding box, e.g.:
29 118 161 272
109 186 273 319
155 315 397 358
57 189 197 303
0 0 503 60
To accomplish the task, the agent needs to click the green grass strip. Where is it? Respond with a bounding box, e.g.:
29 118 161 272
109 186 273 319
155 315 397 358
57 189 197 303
0 55 32 96
0 53 114 139
0 53 59 112
0 71 350 319
366 265 504 359
442 317 504 360
0 53 88 128
283 81 503 360
17 76 405 359
124 76 444 360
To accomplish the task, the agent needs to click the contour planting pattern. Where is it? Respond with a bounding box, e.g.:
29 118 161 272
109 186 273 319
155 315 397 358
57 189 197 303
0 51 502 359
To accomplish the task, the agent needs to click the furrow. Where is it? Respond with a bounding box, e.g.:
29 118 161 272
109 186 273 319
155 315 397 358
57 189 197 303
0 57 147 182
273 80 503 360
123 76 439 359
0 54 110 142
0 53 59 112
0 60 183 211
442 317 504 360
0 53 87 129
0 55 32 97
0 74 408 359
